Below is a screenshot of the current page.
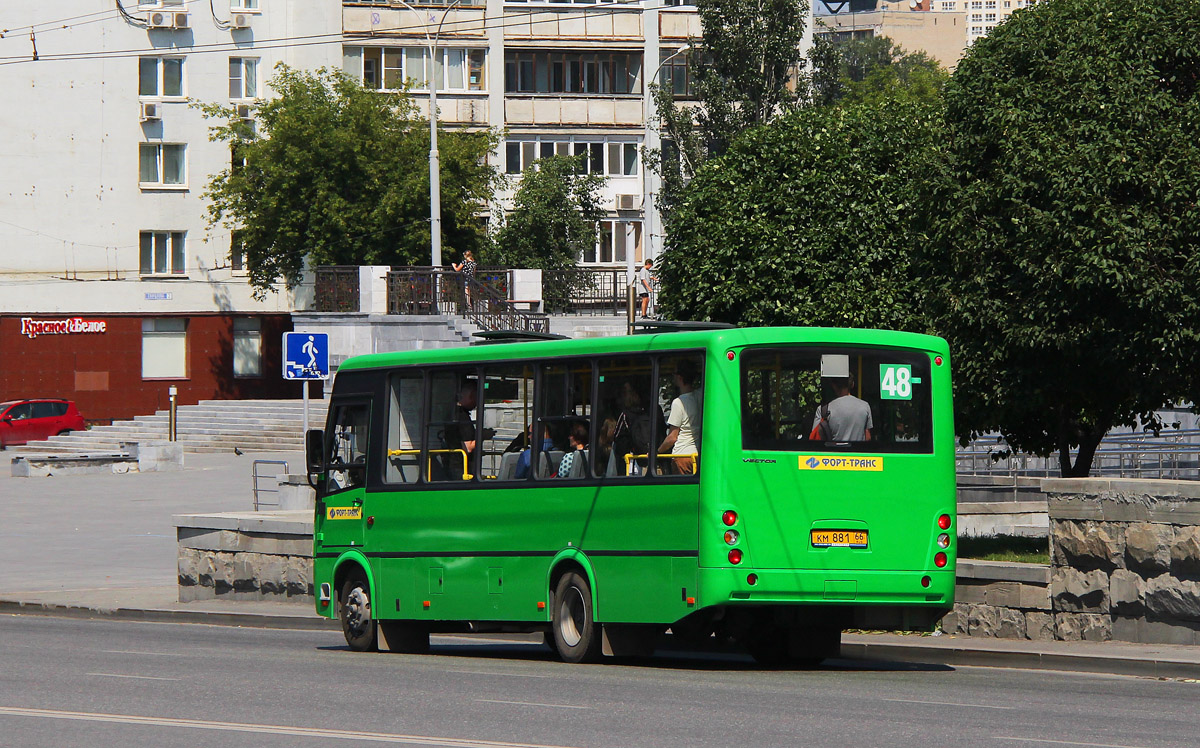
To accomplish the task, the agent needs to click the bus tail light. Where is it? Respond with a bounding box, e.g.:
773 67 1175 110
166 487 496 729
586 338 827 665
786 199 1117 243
724 530 740 545
938 514 951 530
722 510 738 526
937 533 950 549
934 552 947 568
728 549 743 565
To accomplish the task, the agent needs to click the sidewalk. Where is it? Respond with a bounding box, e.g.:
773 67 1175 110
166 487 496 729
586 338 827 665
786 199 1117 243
2 449 1199 678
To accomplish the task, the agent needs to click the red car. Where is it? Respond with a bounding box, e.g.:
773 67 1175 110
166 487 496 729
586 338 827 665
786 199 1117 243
0 399 87 448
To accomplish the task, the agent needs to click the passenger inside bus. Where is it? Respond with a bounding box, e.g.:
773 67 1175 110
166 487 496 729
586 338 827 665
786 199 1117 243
556 423 589 479
812 359 873 442
445 381 494 479
659 360 702 475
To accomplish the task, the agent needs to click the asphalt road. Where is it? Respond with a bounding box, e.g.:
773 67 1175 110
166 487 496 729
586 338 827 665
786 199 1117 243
2 616 1198 748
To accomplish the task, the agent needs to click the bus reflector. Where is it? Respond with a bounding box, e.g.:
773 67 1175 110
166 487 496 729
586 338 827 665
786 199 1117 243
934 552 947 568
423 600 431 608
724 530 740 545
747 574 758 586
687 597 696 605
722 510 738 526
938 514 951 530
537 601 545 610
727 351 736 361
921 576 931 588
935 355 943 366
728 549 743 564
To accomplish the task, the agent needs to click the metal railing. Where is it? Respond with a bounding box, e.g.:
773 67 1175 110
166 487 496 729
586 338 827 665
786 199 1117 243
386 268 549 333
543 268 629 315
314 266 360 312
957 430 1200 480
251 459 289 510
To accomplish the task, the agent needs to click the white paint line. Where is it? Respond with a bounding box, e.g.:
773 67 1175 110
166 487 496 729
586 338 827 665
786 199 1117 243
0 706 582 748
995 738 1151 748
86 673 181 681
450 671 551 679
99 650 190 657
881 698 1013 710
475 700 591 711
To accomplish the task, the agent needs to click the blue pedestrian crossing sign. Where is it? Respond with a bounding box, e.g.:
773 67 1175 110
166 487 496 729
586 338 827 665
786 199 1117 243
283 332 330 380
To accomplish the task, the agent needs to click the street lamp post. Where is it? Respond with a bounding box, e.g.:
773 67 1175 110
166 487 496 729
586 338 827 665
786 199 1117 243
642 43 690 280
395 0 467 270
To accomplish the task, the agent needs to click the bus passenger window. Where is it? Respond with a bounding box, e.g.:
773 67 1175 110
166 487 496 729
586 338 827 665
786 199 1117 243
427 369 482 482
595 357 657 478
656 355 703 476
536 361 593 479
481 364 535 482
385 372 423 484
327 403 369 492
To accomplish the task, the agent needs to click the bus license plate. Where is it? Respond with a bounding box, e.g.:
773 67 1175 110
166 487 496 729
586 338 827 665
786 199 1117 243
811 530 868 548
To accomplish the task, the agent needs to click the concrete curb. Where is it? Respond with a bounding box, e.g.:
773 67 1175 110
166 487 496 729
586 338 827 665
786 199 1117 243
4 599 1196 678
0 599 337 631
840 638 1200 680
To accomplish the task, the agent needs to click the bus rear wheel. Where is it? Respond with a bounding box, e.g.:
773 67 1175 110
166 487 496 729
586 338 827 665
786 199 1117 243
552 571 602 664
339 572 378 652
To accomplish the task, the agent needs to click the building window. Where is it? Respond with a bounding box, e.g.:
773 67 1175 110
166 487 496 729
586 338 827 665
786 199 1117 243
139 143 186 187
139 57 183 98
229 58 259 100
659 49 693 98
585 221 642 265
971 13 983 21
985 12 996 20
505 137 640 176
350 47 485 92
970 25 985 34
504 51 643 95
940 1 956 8
230 232 245 272
233 318 262 377
140 231 186 275
142 318 188 379
231 0 258 8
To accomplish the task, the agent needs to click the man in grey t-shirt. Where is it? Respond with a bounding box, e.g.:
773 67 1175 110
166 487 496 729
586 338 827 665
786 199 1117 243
813 377 873 442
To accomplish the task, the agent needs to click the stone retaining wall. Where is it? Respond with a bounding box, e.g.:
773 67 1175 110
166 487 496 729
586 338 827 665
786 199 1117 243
941 560 1053 640
1044 478 1200 644
176 511 313 603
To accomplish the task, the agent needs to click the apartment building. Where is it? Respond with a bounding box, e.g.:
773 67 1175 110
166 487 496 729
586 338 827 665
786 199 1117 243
0 1 340 421
341 0 812 268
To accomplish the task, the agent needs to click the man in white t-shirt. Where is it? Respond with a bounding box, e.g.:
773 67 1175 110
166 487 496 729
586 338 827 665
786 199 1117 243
813 377 872 442
658 360 702 474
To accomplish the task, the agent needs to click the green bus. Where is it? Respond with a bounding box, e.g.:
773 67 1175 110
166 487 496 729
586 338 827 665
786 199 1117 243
306 326 955 664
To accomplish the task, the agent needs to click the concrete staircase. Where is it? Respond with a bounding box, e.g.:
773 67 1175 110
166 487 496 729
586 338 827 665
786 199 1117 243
9 399 329 455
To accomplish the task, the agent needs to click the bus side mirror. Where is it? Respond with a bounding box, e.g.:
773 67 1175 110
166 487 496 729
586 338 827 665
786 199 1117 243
305 429 324 474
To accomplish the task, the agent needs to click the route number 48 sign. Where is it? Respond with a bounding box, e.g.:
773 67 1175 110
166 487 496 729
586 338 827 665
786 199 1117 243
879 364 921 400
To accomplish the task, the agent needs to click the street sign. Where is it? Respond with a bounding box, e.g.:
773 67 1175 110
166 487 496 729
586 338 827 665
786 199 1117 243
283 332 330 380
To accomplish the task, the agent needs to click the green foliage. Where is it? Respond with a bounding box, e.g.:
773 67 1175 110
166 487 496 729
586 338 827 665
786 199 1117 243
658 98 940 330
651 0 809 220
810 33 948 107
957 535 1049 565
492 155 607 271
200 65 499 297
924 0 1200 475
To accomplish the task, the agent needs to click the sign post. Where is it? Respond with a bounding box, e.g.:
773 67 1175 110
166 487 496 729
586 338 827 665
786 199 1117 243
283 332 331 433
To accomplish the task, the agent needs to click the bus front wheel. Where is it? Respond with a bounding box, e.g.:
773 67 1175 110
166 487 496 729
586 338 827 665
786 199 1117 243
552 571 602 664
339 572 378 652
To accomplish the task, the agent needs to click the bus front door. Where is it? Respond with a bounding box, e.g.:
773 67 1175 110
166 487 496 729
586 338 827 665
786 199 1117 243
317 401 371 553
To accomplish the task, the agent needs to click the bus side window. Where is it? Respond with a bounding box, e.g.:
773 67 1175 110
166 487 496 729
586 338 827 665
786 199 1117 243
656 354 703 476
536 360 593 480
596 356 655 478
327 402 369 492
481 364 535 482
385 372 423 484
427 369 479 482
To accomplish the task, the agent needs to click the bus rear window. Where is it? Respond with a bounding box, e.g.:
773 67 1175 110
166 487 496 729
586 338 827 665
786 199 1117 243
741 347 933 453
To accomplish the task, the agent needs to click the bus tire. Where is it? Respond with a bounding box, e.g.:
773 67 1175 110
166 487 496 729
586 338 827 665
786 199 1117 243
339 572 378 652
552 571 602 664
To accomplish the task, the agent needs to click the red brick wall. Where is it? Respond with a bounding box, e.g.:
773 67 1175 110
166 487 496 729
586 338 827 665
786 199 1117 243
0 314 305 424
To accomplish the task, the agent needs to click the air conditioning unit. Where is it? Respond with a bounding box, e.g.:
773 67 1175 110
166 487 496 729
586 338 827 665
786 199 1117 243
146 11 171 28
230 14 251 29
235 104 253 120
172 12 190 29
615 194 639 211
140 102 161 121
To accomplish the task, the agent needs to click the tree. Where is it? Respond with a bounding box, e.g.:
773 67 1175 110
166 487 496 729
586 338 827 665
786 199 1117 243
492 155 607 270
651 0 809 220
809 33 948 108
924 0 1200 476
200 65 499 297
657 98 940 330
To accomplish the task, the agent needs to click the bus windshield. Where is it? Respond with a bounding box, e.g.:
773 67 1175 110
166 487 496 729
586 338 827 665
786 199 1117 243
740 346 933 453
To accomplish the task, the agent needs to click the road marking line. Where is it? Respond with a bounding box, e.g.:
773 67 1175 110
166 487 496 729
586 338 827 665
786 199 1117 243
86 673 180 681
99 650 190 657
996 738 1151 748
451 671 551 679
475 700 591 711
882 698 1013 710
0 707 582 748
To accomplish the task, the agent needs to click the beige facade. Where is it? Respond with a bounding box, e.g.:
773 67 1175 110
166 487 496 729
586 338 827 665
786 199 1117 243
815 8 967 69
